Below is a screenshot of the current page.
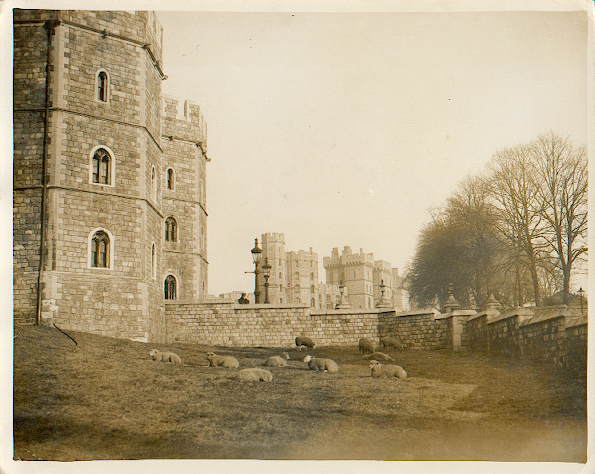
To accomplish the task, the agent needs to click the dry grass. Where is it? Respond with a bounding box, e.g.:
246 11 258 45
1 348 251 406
13 325 586 461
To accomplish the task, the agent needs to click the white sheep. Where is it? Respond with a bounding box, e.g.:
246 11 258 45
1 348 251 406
380 336 403 350
303 354 339 373
362 351 394 361
295 336 316 350
264 352 290 367
149 349 183 365
238 368 273 382
206 351 239 369
358 338 376 355
369 360 407 379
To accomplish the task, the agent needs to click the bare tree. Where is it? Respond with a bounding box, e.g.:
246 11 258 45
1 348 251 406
486 145 546 305
531 133 588 304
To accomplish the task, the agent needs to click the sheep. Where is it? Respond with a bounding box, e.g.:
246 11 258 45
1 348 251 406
358 337 376 355
206 351 240 369
295 336 316 350
362 351 394 361
264 352 290 367
379 336 403 350
296 344 308 352
149 349 183 366
238 368 273 382
369 360 407 379
303 354 339 373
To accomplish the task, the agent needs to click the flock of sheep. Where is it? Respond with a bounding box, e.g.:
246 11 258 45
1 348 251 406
148 335 407 383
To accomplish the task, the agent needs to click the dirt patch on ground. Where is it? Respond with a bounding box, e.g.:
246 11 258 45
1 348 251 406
13 326 586 461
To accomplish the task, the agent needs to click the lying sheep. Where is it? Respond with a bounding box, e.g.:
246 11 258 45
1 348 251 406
362 351 394 361
295 336 316 350
380 336 403 350
369 360 407 379
206 351 239 369
358 337 376 355
264 352 290 367
303 354 339 373
238 368 273 382
149 349 183 365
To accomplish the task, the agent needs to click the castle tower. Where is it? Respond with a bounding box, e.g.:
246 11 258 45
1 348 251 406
13 10 209 341
323 246 375 309
162 97 209 301
259 233 286 304
286 248 318 306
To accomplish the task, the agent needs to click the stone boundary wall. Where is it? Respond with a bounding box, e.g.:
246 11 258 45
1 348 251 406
164 302 456 349
465 306 587 375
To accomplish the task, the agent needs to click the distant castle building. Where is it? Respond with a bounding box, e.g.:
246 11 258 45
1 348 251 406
13 10 209 342
323 246 410 311
324 246 375 309
258 233 342 307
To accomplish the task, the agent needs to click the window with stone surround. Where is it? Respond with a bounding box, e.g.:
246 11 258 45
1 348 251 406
166 168 175 190
88 228 114 269
164 275 177 300
96 70 109 102
165 217 178 242
91 148 111 185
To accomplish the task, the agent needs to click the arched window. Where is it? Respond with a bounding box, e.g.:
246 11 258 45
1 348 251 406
92 148 111 185
151 243 156 279
97 71 108 102
166 168 174 190
165 217 177 242
311 297 315 307
90 230 110 268
164 275 177 300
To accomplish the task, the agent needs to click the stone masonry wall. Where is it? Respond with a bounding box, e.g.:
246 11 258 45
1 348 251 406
378 311 451 350
565 323 587 377
13 21 48 325
465 307 587 374
518 316 567 368
165 303 456 349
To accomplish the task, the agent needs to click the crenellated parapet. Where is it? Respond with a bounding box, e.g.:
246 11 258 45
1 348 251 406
162 95 208 154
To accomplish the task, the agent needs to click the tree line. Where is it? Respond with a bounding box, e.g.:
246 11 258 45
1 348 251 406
408 132 587 310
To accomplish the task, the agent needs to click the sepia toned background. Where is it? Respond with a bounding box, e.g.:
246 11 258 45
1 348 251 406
1 0 593 473
158 10 587 295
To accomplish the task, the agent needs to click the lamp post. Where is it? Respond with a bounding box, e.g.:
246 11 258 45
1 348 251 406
336 282 344 309
376 279 391 308
262 257 272 304
578 287 585 317
244 238 262 304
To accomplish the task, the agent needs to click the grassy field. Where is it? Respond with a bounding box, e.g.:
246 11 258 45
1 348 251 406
13 325 586 461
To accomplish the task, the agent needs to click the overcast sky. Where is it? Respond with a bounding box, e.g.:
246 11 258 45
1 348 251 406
158 10 587 295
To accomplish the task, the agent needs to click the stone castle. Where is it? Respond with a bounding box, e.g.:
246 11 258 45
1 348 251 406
13 10 209 342
257 233 341 309
256 233 409 311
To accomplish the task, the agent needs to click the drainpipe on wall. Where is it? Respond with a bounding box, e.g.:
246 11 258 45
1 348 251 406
35 19 58 325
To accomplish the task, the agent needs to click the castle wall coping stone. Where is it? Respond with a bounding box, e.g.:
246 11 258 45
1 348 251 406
486 308 534 325
518 313 565 328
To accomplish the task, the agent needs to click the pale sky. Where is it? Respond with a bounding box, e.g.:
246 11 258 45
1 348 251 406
157 10 588 295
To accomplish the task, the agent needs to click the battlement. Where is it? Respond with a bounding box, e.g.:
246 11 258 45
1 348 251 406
343 253 375 266
323 246 375 267
374 260 392 271
261 232 286 245
15 10 164 64
287 249 317 260
162 95 207 149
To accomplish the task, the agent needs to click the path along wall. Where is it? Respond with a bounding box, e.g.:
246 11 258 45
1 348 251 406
464 305 587 376
164 302 455 349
